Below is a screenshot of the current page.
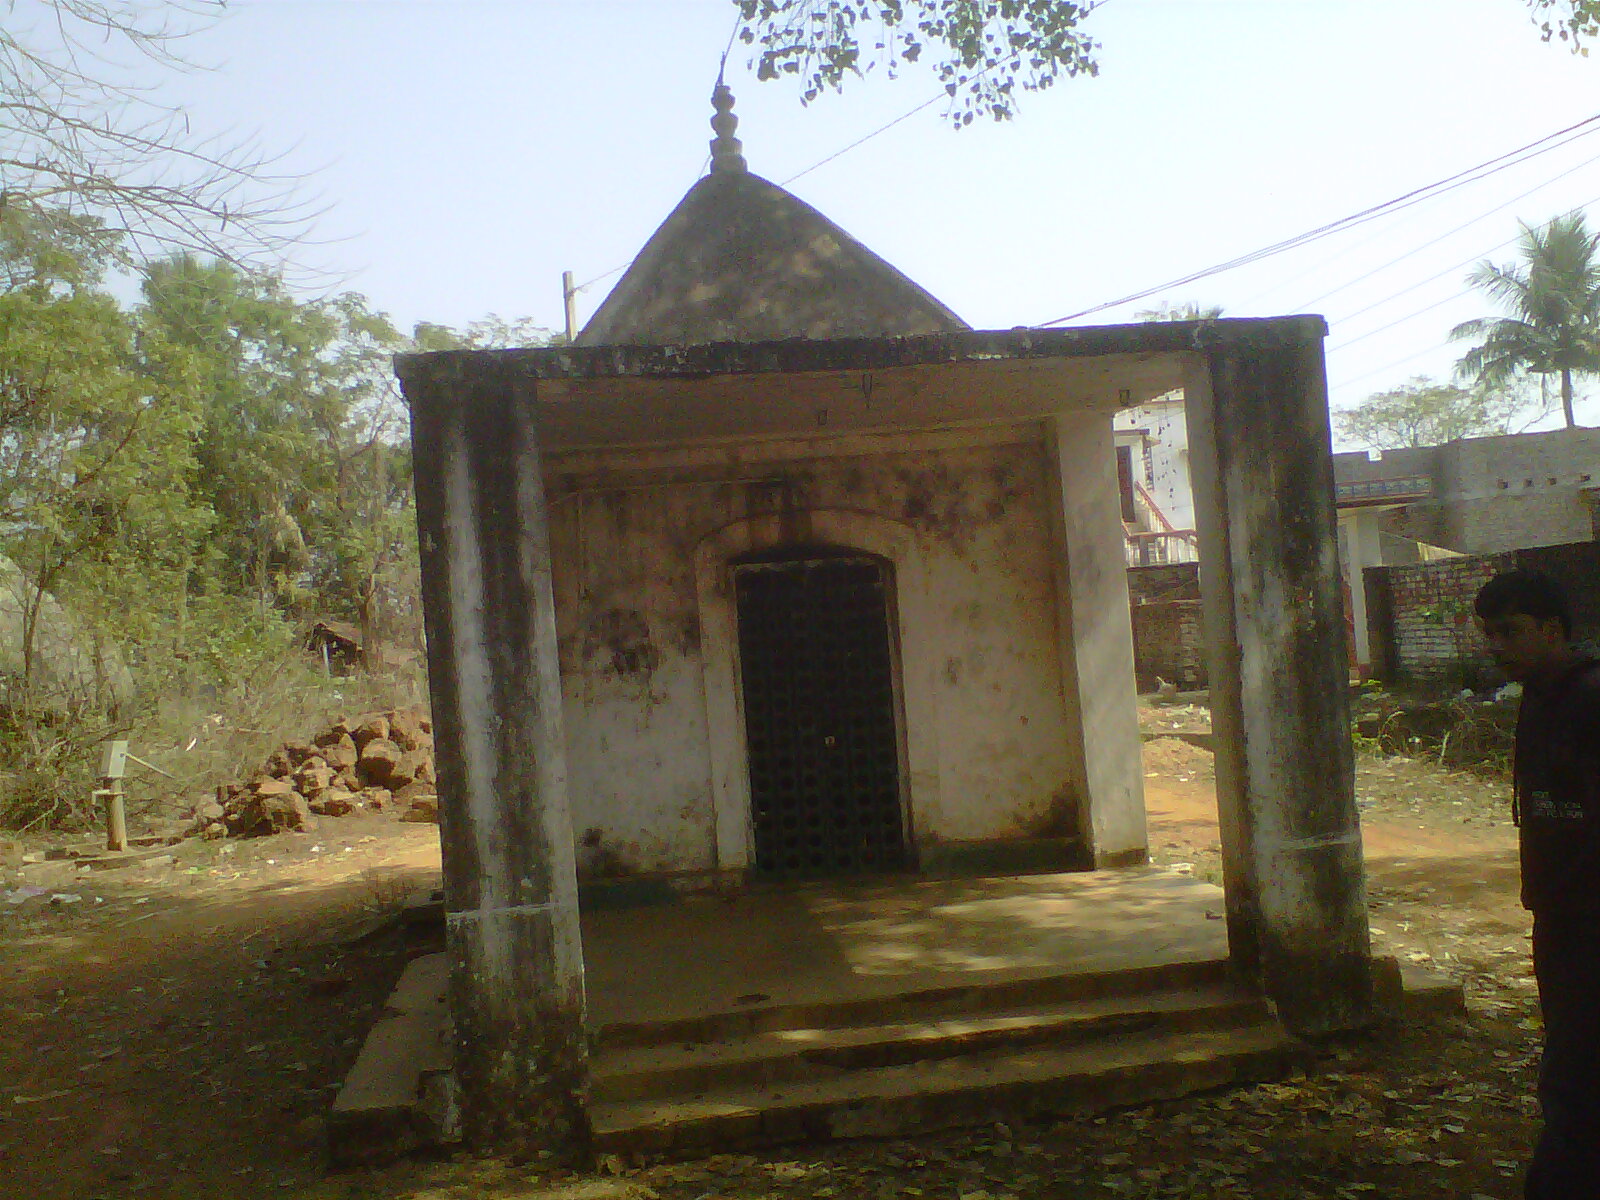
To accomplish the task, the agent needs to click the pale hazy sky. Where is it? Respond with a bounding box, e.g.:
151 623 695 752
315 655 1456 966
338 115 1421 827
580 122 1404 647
132 0 1600 429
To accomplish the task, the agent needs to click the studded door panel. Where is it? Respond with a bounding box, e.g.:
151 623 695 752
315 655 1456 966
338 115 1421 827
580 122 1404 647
735 556 907 878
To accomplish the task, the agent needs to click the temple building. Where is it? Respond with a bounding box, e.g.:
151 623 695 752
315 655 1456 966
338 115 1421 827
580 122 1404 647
392 86 1370 1156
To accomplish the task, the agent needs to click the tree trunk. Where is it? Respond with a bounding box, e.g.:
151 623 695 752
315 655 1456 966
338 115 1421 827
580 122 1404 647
1561 369 1577 428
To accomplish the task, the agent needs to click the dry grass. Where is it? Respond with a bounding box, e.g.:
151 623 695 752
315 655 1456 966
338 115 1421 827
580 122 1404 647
0 650 426 834
122 657 428 829
1354 696 1515 779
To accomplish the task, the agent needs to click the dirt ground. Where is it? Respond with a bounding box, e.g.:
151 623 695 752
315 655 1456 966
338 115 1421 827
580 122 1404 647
0 707 1542 1200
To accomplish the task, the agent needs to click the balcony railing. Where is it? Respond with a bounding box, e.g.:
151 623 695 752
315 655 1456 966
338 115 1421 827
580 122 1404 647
1125 529 1199 566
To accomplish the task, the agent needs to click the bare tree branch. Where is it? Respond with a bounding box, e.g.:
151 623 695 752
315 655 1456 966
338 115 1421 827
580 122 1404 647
2 0 319 270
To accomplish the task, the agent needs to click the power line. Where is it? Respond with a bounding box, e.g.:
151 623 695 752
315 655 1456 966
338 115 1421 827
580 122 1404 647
1330 343 1452 393
781 91 949 187
574 0 1114 296
1332 267 1484 336
1242 125 1600 313
1329 287 1470 353
1036 110 1600 326
1326 182 1600 357
1299 141 1600 312
785 0 1114 184
573 56 1029 295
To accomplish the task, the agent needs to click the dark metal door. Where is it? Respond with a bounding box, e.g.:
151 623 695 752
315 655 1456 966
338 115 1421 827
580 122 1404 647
735 556 907 878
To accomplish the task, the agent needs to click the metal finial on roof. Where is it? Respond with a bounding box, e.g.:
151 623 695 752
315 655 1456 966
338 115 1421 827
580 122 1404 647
710 81 747 175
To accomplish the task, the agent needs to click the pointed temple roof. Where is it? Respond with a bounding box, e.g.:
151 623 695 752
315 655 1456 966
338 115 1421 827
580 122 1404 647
575 86 970 347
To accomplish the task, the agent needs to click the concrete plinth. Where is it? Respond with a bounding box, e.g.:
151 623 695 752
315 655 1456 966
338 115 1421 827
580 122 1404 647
332 867 1292 1164
327 865 1458 1163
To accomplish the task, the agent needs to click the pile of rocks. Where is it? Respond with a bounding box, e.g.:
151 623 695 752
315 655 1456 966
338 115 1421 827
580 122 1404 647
192 707 439 838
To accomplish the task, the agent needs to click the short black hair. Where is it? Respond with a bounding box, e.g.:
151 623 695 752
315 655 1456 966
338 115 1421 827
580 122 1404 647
1474 569 1573 639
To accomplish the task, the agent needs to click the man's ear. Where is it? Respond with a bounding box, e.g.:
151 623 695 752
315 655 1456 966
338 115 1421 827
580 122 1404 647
1538 616 1568 643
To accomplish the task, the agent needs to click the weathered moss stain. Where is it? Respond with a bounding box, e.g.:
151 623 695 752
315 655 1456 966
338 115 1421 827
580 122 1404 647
581 608 661 679
394 317 1329 394
447 927 591 1161
669 612 701 656
576 826 641 880
1019 782 1080 839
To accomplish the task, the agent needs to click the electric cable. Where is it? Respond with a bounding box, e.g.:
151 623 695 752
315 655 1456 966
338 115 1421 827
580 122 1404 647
1326 183 1600 353
574 0 1113 294
1242 126 1600 313
1330 343 1458 392
1036 110 1600 326
1330 288 1471 353
1300 143 1600 311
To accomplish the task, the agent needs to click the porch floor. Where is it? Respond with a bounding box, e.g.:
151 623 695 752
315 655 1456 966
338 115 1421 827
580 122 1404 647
582 865 1231 1029
330 866 1258 1164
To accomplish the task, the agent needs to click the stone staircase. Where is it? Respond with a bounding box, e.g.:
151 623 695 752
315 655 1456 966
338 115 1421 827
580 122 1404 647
328 945 1470 1165
588 956 1300 1156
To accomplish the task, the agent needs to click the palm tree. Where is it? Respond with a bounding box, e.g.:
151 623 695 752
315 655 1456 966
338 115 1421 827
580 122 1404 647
1451 211 1600 429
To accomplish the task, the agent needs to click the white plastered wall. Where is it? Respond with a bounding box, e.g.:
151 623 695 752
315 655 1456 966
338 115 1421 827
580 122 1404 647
1113 395 1195 532
544 431 1081 877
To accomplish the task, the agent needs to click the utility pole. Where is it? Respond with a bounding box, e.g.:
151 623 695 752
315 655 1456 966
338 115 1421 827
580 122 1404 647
562 271 578 344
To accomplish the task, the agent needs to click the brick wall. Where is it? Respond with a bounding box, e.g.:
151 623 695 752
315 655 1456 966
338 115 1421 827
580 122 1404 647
1453 492 1594 555
1394 428 1600 554
1131 599 1207 692
1126 562 1201 604
1365 540 1600 689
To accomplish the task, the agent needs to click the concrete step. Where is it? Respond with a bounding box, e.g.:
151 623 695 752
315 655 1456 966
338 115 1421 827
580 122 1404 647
591 1021 1300 1157
594 984 1269 1103
326 948 1461 1167
328 954 456 1167
596 955 1236 1050
1372 955 1467 1019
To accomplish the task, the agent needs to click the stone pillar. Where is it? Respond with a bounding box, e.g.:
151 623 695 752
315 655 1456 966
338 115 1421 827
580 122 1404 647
1184 327 1373 1036
399 356 589 1157
1047 412 1148 868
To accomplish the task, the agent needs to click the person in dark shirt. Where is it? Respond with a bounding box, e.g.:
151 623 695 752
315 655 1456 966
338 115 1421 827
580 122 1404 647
1475 570 1600 1200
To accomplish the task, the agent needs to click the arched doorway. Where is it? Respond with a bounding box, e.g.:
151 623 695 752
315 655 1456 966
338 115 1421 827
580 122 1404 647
733 548 908 877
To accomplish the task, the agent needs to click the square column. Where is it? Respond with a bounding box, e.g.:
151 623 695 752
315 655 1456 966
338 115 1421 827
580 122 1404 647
400 358 589 1157
1047 412 1147 868
1338 510 1385 671
1184 329 1373 1036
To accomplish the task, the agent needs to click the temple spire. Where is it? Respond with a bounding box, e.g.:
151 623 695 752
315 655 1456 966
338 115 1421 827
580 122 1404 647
709 80 747 175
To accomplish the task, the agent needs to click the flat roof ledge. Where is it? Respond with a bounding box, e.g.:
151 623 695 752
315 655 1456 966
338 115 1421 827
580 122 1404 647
394 317 1329 388
394 316 1330 453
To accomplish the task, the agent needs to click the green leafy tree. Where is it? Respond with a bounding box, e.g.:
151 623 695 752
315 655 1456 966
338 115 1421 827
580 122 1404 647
304 293 416 648
137 256 326 611
734 0 1099 124
1333 376 1544 450
0 207 206 699
137 256 416 639
1528 0 1600 42
1451 212 1600 429
411 314 559 351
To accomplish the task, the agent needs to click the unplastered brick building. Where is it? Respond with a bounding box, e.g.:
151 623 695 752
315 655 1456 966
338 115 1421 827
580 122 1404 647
1335 427 1600 671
